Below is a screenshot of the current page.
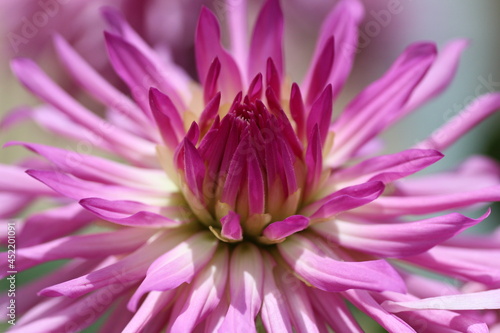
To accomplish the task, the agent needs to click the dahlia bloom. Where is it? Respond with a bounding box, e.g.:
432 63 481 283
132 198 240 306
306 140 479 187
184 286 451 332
2 0 500 332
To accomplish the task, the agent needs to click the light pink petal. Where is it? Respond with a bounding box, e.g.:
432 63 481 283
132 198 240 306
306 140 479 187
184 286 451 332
330 43 436 166
220 211 243 241
225 0 248 79
40 229 190 298
302 0 364 101
98 297 135 333
356 186 500 217
0 193 33 218
262 215 309 241
278 234 406 293
343 290 416 332
416 93 500 151
79 197 188 228
404 39 469 112
104 32 186 113
0 228 154 276
306 84 333 146
26 170 167 206
332 149 444 186
248 0 283 81
124 291 176 333
309 289 363 333
260 256 293 333
303 181 385 219
10 59 156 163
200 291 230 332
195 7 243 100
0 164 55 196
53 34 153 132
314 210 488 258
396 155 500 196
168 246 229 332
128 231 218 311
219 243 264 332
19 203 94 247
0 107 32 130
9 141 173 192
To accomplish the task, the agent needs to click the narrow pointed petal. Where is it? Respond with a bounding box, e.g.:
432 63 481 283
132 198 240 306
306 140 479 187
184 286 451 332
262 215 309 241
313 210 489 257
149 88 184 149
260 257 293 333
219 243 264 332
199 92 222 135
305 181 385 220
79 198 188 228
124 291 176 332
181 139 206 202
247 149 265 215
266 58 281 101
306 85 333 146
0 165 55 196
247 73 263 102
248 0 284 80
332 149 444 186
0 228 154 275
278 234 406 293
415 93 500 151
203 58 221 105
195 7 242 99
220 211 243 241
168 246 229 332
305 125 323 195
383 289 500 312
305 37 334 106
128 231 218 311
290 83 306 140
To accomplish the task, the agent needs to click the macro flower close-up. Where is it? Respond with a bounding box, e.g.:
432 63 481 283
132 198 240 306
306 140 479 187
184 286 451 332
2 0 500 332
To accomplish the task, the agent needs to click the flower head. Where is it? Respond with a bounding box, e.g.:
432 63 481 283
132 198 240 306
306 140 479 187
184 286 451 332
2 0 500 332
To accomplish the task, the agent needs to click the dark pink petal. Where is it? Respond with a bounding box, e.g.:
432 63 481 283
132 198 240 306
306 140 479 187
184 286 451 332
220 211 243 241
314 210 489 258
79 198 188 228
203 58 221 105
199 92 222 135
196 7 242 100
278 234 406 293
309 289 363 333
266 58 281 101
247 149 265 215
219 243 264 332
302 0 364 100
263 215 309 241
168 246 229 332
26 170 167 205
332 149 443 186
305 125 323 196
128 231 218 311
182 139 206 202
331 43 436 165
186 121 200 146
404 39 469 112
305 36 334 106
9 141 172 192
53 35 153 132
19 203 94 247
10 59 156 163
247 73 263 102
41 229 191 298
248 0 284 81
105 32 186 113
356 186 500 217
416 93 500 151
304 181 385 220
306 84 333 146
149 88 185 149
260 256 293 333
290 83 306 141
343 290 416 332
0 228 154 276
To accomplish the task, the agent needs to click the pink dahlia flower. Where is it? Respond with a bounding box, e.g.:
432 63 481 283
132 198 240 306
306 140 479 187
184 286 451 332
2 0 500 332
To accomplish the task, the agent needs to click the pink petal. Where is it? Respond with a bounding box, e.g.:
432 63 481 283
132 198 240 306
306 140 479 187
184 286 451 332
260 256 293 332
168 246 229 332
124 291 176 333
226 0 248 78
203 58 221 105
247 148 265 215
313 210 489 258
40 229 191 298
219 243 264 332
248 0 284 81
247 73 263 102
278 234 406 293
0 193 33 219
332 148 443 186
304 181 385 220
149 87 185 149
305 125 323 196
290 83 306 140
305 36 334 106
262 215 309 241
79 197 188 228
306 84 333 146
416 93 500 151
220 211 243 241
266 58 281 101
199 92 222 135
179 138 206 203
0 164 55 196
195 7 242 100
128 231 218 311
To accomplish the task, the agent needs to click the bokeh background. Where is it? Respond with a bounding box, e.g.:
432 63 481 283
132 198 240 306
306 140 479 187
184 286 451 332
0 0 499 332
